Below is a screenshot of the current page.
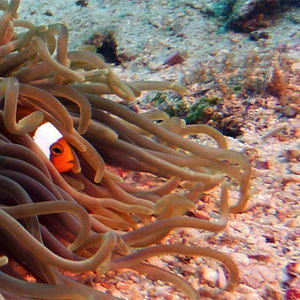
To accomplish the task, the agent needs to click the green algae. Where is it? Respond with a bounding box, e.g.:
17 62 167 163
151 92 221 125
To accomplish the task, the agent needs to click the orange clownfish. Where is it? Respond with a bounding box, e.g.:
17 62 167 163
50 137 75 173
17 106 75 173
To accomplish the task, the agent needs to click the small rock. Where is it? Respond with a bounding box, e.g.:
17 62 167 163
116 282 132 290
217 266 227 289
44 10 53 16
249 30 270 41
75 0 88 7
283 174 300 184
193 210 210 220
285 149 300 163
201 266 218 285
248 254 272 261
294 127 300 138
236 284 257 294
290 163 300 175
226 0 278 32
286 262 300 275
254 158 271 169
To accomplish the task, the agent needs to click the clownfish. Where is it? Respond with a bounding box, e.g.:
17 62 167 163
49 137 75 173
17 106 75 173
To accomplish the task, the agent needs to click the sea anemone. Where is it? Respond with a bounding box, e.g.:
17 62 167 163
0 0 251 299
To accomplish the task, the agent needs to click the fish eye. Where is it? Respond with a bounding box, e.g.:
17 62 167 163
50 143 63 156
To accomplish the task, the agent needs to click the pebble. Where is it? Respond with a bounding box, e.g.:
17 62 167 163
201 266 218 285
116 282 132 291
283 174 300 184
217 266 227 289
236 284 257 294
193 210 210 220
285 149 300 162
290 163 300 175
286 262 300 275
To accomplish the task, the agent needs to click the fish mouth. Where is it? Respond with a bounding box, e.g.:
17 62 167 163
66 159 75 166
